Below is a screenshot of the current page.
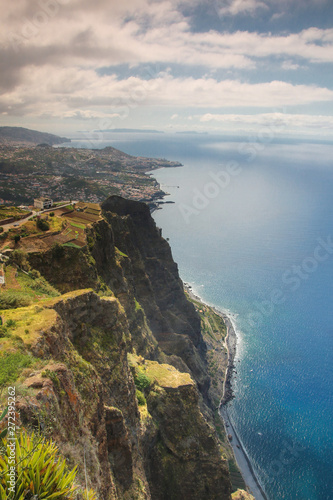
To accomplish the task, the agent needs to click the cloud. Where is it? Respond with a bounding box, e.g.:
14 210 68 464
0 0 333 132
215 0 268 17
1 65 332 119
281 60 301 70
199 112 333 130
2 0 333 81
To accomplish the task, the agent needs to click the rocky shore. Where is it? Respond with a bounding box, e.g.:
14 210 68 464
215 309 237 406
183 285 237 406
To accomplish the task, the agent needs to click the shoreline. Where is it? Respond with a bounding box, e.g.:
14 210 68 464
184 284 267 500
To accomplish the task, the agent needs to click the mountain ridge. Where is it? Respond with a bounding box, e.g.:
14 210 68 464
0 126 71 145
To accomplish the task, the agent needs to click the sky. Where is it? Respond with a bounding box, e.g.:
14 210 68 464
1 0 333 138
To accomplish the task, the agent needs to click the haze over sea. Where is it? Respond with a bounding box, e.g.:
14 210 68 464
68 132 333 500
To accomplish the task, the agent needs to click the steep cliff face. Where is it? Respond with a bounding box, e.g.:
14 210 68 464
98 196 210 396
3 196 236 499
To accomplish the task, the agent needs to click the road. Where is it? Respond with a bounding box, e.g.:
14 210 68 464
0 202 75 230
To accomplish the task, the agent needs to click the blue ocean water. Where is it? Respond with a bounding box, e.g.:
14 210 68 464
68 133 333 499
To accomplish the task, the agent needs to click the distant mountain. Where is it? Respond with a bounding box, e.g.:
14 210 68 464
0 127 71 146
95 128 164 133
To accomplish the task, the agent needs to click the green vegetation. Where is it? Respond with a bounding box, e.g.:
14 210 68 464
134 369 152 392
136 389 147 406
0 291 31 310
228 459 247 493
0 352 33 386
0 407 8 441
134 298 143 311
0 431 97 499
9 250 30 271
0 266 59 309
70 221 85 229
36 218 50 231
115 247 128 258
0 206 29 221
63 242 82 249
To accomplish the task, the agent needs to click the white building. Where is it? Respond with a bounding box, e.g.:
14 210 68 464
34 197 53 210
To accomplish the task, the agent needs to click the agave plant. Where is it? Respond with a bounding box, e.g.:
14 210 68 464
0 431 96 500
0 406 8 440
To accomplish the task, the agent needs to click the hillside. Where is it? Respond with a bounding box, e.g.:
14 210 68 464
0 142 181 207
0 126 70 145
0 196 252 500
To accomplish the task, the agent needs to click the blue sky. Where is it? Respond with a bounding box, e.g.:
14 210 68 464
1 0 333 138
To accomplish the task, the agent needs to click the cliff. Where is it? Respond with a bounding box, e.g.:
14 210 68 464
0 195 245 499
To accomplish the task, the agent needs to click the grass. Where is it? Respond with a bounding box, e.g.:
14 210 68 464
0 352 34 386
69 221 86 229
134 298 142 311
0 266 60 309
145 360 193 389
63 242 82 249
115 247 128 258
0 304 58 346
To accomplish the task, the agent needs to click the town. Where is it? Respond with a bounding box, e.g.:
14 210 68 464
0 144 182 207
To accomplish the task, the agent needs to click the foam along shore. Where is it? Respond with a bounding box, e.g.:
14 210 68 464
221 406 267 500
184 284 267 500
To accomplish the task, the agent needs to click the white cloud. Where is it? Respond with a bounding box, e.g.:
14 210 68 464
200 112 333 130
215 0 268 16
1 66 332 119
281 60 301 70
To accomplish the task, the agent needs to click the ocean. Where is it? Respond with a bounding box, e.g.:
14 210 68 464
67 132 333 500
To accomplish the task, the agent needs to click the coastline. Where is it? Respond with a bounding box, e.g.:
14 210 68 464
184 284 267 500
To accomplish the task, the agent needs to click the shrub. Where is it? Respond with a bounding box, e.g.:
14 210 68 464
134 370 151 392
29 269 41 279
9 250 29 270
136 389 146 406
37 218 50 231
5 319 16 329
0 291 31 309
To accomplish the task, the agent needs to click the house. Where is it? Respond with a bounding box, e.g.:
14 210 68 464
34 197 53 210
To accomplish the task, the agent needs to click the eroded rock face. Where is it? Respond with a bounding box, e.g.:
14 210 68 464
99 197 210 397
13 196 234 499
101 196 202 347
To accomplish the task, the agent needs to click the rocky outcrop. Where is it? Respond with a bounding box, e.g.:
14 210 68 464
232 490 255 500
143 362 231 500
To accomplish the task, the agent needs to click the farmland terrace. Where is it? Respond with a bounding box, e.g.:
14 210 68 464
0 203 102 254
